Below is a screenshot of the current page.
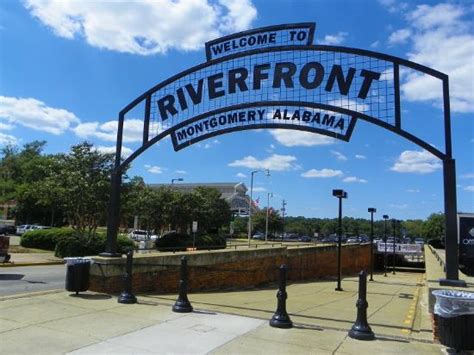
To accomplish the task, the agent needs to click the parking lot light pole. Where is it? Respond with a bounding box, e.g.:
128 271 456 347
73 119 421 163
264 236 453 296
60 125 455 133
383 214 389 277
248 169 270 247
392 219 397 275
368 208 376 281
265 192 273 242
333 189 348 291
171 178 183 184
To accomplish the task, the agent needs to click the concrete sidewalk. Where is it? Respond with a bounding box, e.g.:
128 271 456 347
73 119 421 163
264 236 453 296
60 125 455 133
0 272 446 354
1 252 63 267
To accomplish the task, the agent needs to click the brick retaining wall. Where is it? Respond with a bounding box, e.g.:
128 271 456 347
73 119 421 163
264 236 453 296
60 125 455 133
89 244 370 294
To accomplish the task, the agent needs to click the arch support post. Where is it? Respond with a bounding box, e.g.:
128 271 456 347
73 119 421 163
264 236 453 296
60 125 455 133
440 158 466 286
101 170 122 257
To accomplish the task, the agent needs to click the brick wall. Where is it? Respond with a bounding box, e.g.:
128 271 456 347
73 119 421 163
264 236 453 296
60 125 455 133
89 244 370 294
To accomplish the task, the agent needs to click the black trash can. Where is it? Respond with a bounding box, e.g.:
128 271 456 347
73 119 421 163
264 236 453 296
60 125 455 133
65 258 91 294
433 290 474 351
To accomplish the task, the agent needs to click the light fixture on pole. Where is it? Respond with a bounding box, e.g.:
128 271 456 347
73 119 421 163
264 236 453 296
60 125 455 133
171 178 183 184
383 214 389 277
265 192 273 242
248 169 270 246
332 189 348 291
368 207 376 281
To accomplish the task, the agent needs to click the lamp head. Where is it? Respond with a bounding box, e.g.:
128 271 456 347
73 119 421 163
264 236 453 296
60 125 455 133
383 214 389 219
332 189 347 198
368 207 376 213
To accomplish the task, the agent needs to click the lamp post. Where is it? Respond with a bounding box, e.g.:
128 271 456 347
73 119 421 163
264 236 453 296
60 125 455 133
392 219 398 275
248 169 270 246
368 208 376 281
171 178 183 184
265 192 273 242
333 189 348 291
383 214 389 277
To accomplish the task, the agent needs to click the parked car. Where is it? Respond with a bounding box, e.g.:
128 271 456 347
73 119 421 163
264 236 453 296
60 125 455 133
414 238 425 245
0 224 16 235
299 235 312 242
252 233 265 240
128 230 158 241
346 237 359 244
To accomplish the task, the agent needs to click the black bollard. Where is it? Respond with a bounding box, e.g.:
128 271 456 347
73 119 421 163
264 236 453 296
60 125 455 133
172 256 193 313
348 270 375 340
270 264 293 328
118 250 137 304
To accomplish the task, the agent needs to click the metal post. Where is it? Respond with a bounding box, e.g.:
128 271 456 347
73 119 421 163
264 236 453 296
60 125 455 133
392 220 396 275
270 264 293 328
368 208 376 281
248 171 255 247
172 256 193 313
118 250 137 304
336 196 343 291
348 270 375 340
265 192 273 242
383 215 388 277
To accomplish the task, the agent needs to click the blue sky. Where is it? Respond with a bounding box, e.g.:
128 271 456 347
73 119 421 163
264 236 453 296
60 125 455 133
0 0 473 220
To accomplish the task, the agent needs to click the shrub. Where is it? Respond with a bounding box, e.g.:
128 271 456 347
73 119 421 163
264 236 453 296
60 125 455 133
54 233 134 258
155 231 226 252
20 228 75 250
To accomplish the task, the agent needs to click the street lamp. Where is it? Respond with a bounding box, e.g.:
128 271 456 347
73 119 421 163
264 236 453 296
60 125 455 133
383 214 389 277
171 178 183 184
333 189 348 291
248 169 270 246
265 192 273 242
368 207 376 281
391 219 398 275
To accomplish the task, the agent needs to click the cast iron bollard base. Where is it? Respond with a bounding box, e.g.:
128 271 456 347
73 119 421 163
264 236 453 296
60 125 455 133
118 250 137 304
348 270 375 341
270 264 293 328
172 256 193 313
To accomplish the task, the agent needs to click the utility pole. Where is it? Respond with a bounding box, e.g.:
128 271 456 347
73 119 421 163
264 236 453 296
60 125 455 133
281 199 287 236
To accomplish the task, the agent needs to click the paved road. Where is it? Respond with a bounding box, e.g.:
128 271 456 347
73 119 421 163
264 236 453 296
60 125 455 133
0 264 65 296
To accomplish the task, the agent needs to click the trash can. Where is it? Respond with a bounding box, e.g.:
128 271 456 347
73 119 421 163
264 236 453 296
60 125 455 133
433 290 474 351
65 257 91 294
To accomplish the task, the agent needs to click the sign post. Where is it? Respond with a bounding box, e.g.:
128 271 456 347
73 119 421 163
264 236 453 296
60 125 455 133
458 213 474 273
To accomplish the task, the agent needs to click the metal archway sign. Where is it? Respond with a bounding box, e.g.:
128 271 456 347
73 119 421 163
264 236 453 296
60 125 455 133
104 23 463 286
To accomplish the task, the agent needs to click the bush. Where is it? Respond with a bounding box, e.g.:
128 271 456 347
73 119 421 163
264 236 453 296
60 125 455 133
20 228 75 250
155 231 226 252
54 233 134 258
19 227 135 257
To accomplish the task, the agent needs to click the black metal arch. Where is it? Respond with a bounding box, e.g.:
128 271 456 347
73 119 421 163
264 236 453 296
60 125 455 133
104 24 462 286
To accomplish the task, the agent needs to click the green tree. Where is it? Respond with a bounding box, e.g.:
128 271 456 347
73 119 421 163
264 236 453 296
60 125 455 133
422 213 445 240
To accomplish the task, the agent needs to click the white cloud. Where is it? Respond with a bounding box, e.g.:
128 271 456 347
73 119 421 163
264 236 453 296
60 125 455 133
355 154 367 159
145 165 164 174
388 28 411 44
392 3 474 113
390 149 442 174
343 176 368 183
95 145 133 158
73 119 146 143
270 130 336 147
378 0 408 13
464 186 474 192
175 170 187 175
0 96 79 134
407 189 420 193
0 132 18 146
236 172 247 178
370 40 380 48
331 150 348 161
320 32 348 45
0 122 14 130
24 0 257 56
301 169 343 178
252 187 266 192
228 154 298 171
460 173 474 179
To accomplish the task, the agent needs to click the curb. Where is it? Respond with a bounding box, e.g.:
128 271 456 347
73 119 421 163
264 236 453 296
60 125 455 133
0 261 64 268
